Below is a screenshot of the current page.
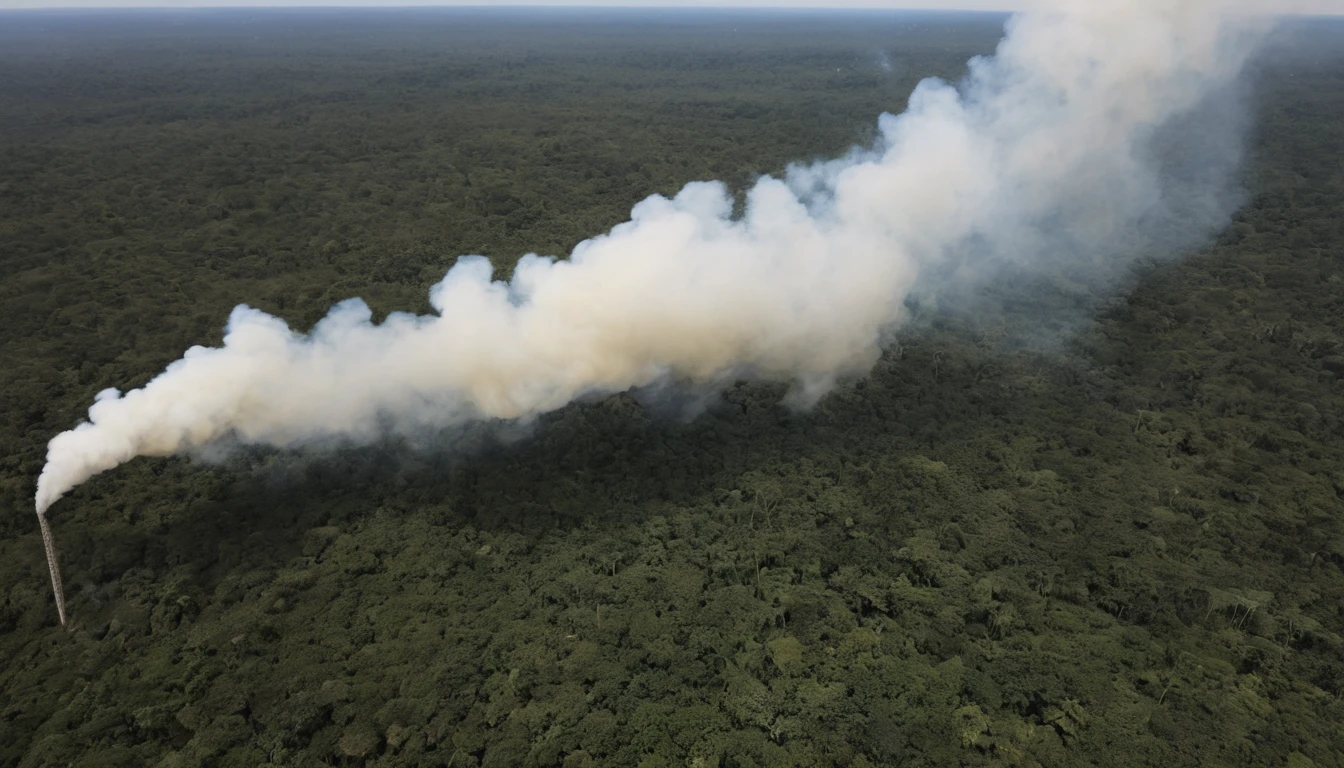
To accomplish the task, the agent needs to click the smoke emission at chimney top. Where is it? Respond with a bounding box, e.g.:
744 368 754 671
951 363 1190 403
33 0 1272 625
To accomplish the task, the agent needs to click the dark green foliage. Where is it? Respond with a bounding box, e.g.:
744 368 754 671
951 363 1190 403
2 9 1344 768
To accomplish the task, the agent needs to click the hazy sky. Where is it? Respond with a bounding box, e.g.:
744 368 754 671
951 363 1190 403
0 0 1023 8
1 0 1342 13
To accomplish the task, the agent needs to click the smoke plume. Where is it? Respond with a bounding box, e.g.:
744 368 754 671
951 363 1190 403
37 1 1269 519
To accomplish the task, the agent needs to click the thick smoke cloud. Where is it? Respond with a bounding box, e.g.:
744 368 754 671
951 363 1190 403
36 0 1268 518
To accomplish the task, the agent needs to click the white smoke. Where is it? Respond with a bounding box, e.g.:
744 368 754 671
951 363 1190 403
36 0 1270 517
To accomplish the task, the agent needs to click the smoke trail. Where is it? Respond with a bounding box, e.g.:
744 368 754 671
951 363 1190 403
34 2 1270 566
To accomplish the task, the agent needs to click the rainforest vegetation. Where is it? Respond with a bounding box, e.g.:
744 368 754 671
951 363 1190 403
1 9 1343 767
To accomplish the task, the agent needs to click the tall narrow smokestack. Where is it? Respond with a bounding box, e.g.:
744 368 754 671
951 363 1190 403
38 513 66 626
33 0 1272 625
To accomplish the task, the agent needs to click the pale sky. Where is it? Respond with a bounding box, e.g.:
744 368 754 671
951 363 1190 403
1 0 1342 14
0 0 1023 8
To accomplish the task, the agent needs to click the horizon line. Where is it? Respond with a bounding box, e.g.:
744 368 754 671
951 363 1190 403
2 1 1343 16
2 3 1343 15
0 3 1017 10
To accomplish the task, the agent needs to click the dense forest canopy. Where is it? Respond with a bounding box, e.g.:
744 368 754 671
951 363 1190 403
1 9 1343 767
